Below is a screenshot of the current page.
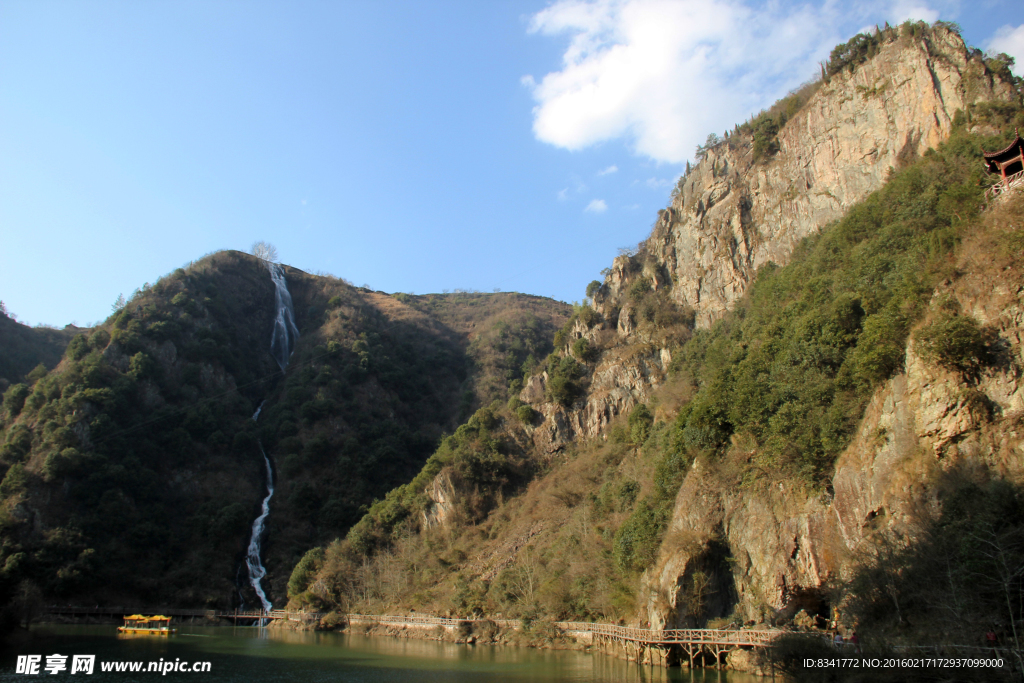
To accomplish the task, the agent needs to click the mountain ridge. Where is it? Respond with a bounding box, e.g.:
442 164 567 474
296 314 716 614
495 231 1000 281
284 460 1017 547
283 23 1024 664
2 21 1023 667
0 251 569 615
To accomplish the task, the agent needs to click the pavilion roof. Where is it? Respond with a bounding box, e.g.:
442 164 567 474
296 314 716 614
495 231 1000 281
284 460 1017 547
983 130 1023 160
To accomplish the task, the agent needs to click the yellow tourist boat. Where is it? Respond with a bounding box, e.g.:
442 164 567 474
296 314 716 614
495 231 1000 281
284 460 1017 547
117 614 176 635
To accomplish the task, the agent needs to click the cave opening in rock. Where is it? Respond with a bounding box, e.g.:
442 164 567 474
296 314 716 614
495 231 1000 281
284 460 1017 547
785 587 832 629
673 538 739 628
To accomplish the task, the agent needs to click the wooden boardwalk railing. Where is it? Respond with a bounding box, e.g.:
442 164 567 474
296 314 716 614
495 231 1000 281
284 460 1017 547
346 613 783 648
556 622 780 647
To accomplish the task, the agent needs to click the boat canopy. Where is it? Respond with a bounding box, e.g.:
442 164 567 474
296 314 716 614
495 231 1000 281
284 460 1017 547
122 615 172 623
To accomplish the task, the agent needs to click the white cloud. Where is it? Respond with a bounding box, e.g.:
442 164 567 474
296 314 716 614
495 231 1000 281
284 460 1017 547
557 187 570 200
585 199 608 213
522 0 942 164
598 164 618 175
989 24 1024 77
885 0 939 24
645 177 674 188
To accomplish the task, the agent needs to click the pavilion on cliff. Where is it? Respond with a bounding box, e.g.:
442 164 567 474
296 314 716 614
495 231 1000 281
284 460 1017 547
984 129 1024 184
983 129 1024 200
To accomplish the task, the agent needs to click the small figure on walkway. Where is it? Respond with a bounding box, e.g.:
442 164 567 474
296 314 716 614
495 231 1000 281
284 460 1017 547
986 629 998 655
849 631 860 653
833 631 844 649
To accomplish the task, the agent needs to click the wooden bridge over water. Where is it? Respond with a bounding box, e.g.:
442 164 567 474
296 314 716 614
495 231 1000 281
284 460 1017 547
44 607 783 668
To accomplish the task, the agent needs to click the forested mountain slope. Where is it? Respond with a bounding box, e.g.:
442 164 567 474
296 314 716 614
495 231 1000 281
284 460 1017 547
0 251 569 615
289 23 1024 652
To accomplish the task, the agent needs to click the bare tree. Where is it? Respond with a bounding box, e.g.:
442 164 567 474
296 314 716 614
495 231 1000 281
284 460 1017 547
968 526 1024 671
508 546 540 607
251 241 279 263
682 570 714 624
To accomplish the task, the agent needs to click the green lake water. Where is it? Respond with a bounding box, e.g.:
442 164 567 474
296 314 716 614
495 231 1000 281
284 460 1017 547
0 625 767 682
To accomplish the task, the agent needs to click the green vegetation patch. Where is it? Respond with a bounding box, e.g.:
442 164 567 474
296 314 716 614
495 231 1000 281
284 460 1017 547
666 121 1012 485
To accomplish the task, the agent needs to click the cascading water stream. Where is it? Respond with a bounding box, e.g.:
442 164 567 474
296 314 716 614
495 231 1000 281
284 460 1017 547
245 440 275 613
269 263 300 371
243 262 298 617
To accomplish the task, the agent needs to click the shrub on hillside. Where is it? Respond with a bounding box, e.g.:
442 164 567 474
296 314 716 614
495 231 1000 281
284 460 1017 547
546 355 585 407
613 502 664 573
0 427 32 464
628 404 653 446
89 329 111 350
288 547 325 599
66 335 89 361
914 312 990 373
577 305 602 328
2 384 29 418
628 277 652 301
0 463 27 496
571 338 597 363
515 404 536 424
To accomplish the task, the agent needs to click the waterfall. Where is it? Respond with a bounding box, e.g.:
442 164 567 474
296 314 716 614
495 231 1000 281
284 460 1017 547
245 443 275 613
268 263 299 371
243 261 299 616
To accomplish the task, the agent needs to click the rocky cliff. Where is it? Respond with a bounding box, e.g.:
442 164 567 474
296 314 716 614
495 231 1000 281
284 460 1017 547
596 24 1013 329
515 23 1023 627
290 23 1023 646
522 25 1016 457
642 192 1024 628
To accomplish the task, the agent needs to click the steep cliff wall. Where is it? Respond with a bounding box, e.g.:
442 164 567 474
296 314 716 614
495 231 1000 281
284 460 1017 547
522 24 1016 460
520 26 1013 460
642 193 1024 628
292 25 1023 638
517 24 1022 627
596 25 1013 329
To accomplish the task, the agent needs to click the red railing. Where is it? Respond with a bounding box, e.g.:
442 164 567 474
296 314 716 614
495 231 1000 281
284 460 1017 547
986 169 1024 201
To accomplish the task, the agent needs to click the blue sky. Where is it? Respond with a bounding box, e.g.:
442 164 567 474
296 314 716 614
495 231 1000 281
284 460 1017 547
2 0 1022 327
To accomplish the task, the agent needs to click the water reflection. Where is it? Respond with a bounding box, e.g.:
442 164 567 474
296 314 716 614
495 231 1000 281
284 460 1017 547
1 625 765 682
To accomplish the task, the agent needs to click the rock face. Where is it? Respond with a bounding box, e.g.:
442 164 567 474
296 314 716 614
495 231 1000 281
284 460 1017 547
516 24 1022 629
422 470 459 529
524 25 1015 462
595 26 1014 329
641 208 1024 627
524 346 670 453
